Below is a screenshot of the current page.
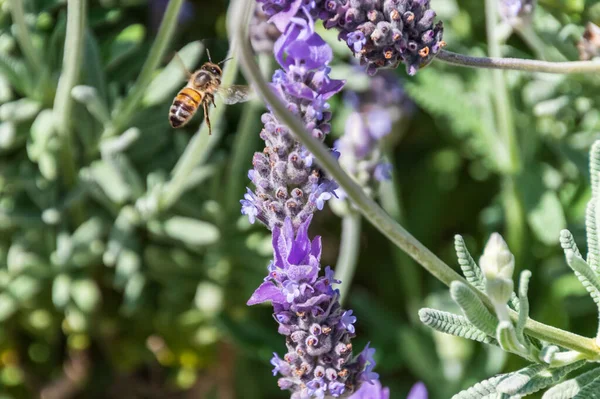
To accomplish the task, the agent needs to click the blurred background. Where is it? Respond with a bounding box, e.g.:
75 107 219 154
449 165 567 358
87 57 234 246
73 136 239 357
1 0 600 397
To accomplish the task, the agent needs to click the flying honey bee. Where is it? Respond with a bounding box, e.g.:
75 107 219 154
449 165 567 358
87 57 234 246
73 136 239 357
169 49 253 134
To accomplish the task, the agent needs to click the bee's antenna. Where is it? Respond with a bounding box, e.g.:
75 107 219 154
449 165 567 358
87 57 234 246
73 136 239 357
206 48 213 63
218 57 233 66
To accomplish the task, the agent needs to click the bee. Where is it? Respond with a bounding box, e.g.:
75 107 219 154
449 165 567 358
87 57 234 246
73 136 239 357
169 49 253 134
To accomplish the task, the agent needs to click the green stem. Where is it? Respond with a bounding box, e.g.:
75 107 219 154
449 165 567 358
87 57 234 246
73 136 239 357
9 0 43 75
53 0 86 224
104 0 184 138
436 50 600 74
334 212 361 305
160 46 240 210
485 0 520 173
233 0 600 357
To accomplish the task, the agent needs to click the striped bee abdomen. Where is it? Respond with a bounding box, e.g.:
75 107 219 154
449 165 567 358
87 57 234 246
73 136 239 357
169 87 203 128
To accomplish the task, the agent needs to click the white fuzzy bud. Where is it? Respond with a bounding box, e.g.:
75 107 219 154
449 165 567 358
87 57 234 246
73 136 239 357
480 233 515 305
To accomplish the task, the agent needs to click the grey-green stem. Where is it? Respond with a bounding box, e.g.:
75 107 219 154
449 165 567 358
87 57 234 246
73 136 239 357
9 0 43 75
334 212 361 305
53 0 87 224
437 49 600 74
233 0 600 358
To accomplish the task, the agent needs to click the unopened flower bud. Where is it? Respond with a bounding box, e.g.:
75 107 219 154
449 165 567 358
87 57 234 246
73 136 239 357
480 233 515 305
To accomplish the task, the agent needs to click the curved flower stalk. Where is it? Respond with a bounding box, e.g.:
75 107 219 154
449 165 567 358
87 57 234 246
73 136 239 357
256 0 445 75
248 217 378 398
241 17 344 231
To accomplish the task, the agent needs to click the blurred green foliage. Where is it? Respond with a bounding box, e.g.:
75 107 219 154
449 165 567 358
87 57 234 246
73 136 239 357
0 0 599 398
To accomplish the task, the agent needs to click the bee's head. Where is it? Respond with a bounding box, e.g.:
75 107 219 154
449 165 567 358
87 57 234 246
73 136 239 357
201 62 222 76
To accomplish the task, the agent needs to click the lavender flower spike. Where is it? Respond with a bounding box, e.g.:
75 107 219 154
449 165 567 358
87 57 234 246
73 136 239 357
241 18 344 231
248 217 378 397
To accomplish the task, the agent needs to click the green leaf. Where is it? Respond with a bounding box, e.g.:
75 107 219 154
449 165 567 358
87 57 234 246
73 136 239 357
155 216 220 246
585 200 599 274
563 245 600 310
0 98 41 123
527 191 567 246
419 308 497 344
70 279 101 313
516 270 532 344
455 235 486 292
496 321 529 357
543 367 600 398
450 281 498 337
497 362 585 397
573 375 600 398
451 374 507 399
143 40 204 106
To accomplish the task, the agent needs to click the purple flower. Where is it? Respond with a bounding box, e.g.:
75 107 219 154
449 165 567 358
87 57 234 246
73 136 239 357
336 69 413 189
241 16 344 231
251 4 282 54
407 382 428 399
349 380 390 399
247 217 379 397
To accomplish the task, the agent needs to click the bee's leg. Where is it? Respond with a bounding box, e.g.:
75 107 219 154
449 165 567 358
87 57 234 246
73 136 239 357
203 101 212 135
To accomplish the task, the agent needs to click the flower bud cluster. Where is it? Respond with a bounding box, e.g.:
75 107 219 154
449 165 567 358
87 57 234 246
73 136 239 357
480 233 515 305
499 0 534 27
250 5 281 54
248 217 378 398
241 19 344 231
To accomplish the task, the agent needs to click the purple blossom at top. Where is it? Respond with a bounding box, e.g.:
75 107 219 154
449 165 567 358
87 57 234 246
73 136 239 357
256 0 445 75
251 4 282 54
335 69 414 192
241 16 344 231
349 381 427 399
248 217 378 398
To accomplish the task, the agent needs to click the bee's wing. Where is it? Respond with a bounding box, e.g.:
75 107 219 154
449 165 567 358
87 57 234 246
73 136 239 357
217 85 254 105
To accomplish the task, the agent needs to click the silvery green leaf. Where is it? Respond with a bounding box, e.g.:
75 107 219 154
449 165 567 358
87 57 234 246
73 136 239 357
8 274 40 302
528 191 567 246
573 375 600 398
450 281 498 336
38 151 58 181
70 279 101 313
419 308 497 344
585 200 599 273
497 362 586 397
27 109 55 161
106 24 146 69
103 207 138 267
455 235 486 292
71 217 107 248
143 40 204 106
563 247 600 309
589 141 600 198
516 271 532 344
83 30 108 104
122 273 145 315
99 127 140 155
0 52 31 95
195 282 224 316
0 74 13 104
496 321 529 357
101 152 144 199
0 121 16 149
0 98 41 122
451 374 507 399
89 160 131 204
0 293 17 321
71 85 110 124
114 248 141 288
151 216 220 246
543 367 600 398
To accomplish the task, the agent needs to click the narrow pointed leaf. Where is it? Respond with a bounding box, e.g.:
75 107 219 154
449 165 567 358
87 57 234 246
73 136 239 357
498 362 585 397
450 281 498 337
419 308 497 345
451 374 507 399
455 235 486 292
543 367 600 398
